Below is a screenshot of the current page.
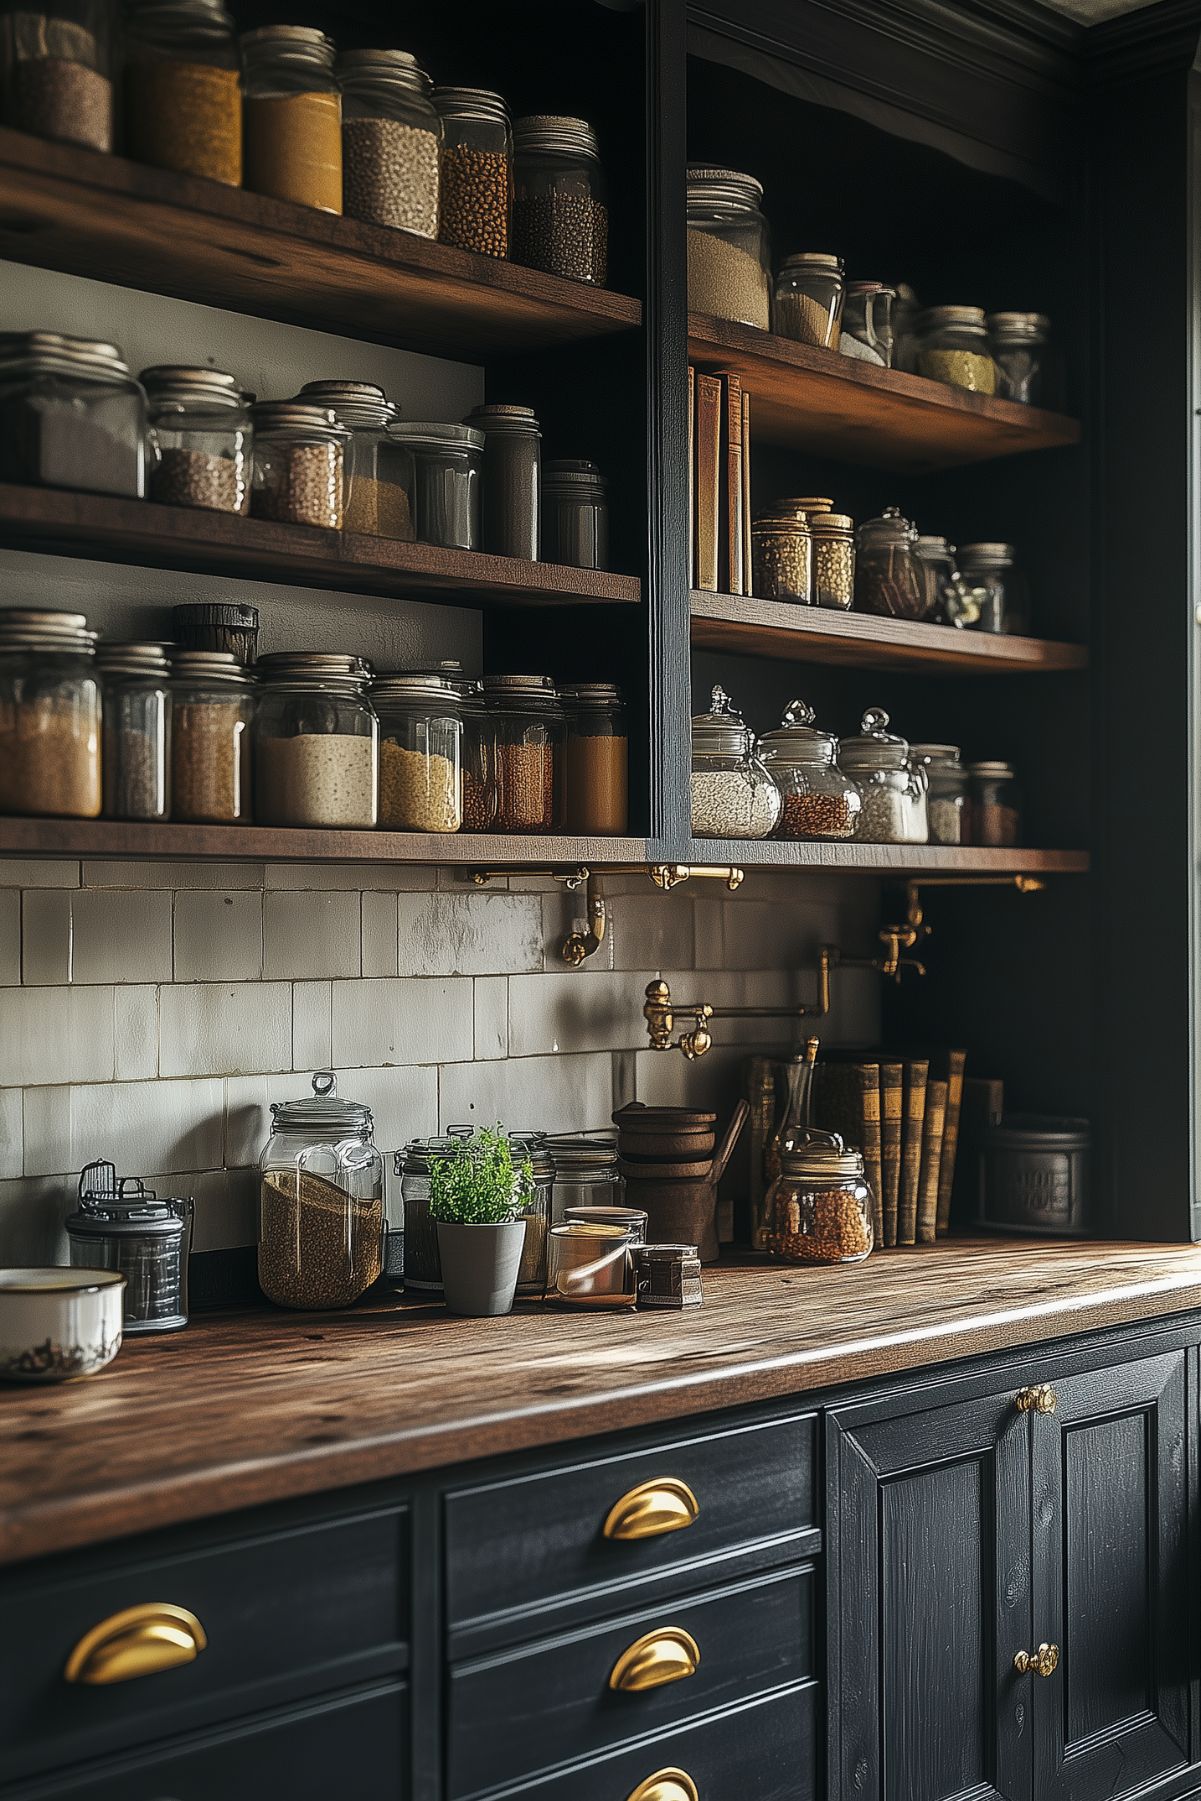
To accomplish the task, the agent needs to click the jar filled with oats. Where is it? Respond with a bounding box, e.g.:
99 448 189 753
373 672 462 833
255 651 378 829
123 0 241 185
250 399 347 529
763 1131 873 1265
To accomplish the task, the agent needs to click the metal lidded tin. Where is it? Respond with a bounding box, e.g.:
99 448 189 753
545 1221 636 1308
634 1242 704 1309
66 1160 192 1332
979 1115 1091 1237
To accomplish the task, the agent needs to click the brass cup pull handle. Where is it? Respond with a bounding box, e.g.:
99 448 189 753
603 1477 699 1542
64 1604 207 1686
1014 1643 1060 1678
1015 1384 1057 1415
626 1771 700 1801
609 1627 701 1693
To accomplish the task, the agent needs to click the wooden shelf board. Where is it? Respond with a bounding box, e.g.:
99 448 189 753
681 841 1090 875
689 314 1081 472
690 593 1087 673
0 128 641 357
0 484 640 609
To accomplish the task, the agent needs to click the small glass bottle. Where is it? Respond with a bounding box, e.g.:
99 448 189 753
0 331 147 498
250 400 347 530
690 683 781 840
968 760 1022 848
513 114 607 285
389 421 483 550
911 743 967 847
758 700 861 841
123 0 241 185
98 641 171 822
464 402 540 560
987 312 1050 405
169 649 254 824
751 509 812 603
916 305 997 394
773 252 845 348
1 0 112 149
373 672 462 833
0 609 101 818
241 25 341 213
433 85 511 257
255 652 378 829
957 542 1029 635
142 364 251 515
838 707 929 845
482 673 564 834
560 681 627 834
338 47 440 237
855 506 926 620
809 511 856 610
686 166 771 330
541 458 609 570
840 282 895 366
296 380 413 539
763 1130 874 1265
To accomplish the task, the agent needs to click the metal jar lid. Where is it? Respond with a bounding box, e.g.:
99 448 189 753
543 458 606 488
257 650 373 690
96 641 172 677
692 682 755 757
914 534 954 557
396 1134 465 1176
919 304 988 330
433 85 509 122
686 166 763 208
0 609 97 654
958 542 1015 566
559 681 622 708
987 311 1050 339
337 47 431 95
463 403 541 436
911 742 962 766
140 365 246 410
250 400 348 439
389 421 485 453
846 280 896 297
779 252 844 274
170 648 254 686
270 1070 375 1136
482 673 559 700
780 1130 865 1181
0 330 133 380
634 1241 700 1264
550 1133 620 1172
297 380 398 431
240 24 335 68
808 512 854 535
858 504 917 545
967 759 1017 779
839 706 912 773
514 114 599 159
984 1114 1089 1150
373 671 462 708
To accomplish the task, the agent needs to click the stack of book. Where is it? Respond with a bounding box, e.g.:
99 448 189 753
689 363 752 595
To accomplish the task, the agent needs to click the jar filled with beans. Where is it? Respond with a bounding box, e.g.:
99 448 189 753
255 652 378 829
296 380 413 539
759 700 861 841
241 25 341 213
513 115 607 285
338 47 440 238
373 672 462 833
170 649 254 823
143 364 251 515
434 85 511 257
482 674 564 833
123 0 242 186
0 609 101 818
751 509 812 603
250 399 347 529
764 1132 874 1265
98 640 171 823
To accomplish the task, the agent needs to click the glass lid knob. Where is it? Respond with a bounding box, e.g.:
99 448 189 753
313 1070 337 1097
861 706 891 736
709 683 732 714
781 698 816 728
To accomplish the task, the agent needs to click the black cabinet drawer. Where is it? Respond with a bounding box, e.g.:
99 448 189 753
444 1411 817 1651
0 1501 408 1786
447 1564 813 1799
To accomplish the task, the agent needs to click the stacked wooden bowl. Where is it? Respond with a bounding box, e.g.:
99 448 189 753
612 1105 721 1262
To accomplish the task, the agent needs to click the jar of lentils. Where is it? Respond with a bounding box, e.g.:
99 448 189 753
912 743 967 846
758 700 861 842
0 331 148 498
1 0 112 149
373 672 462 833
690 683 781 840
241 26 341 213
142 364 251 515
751 508 812 603
255 652 378 829
686 167 771 330
513 114 607 285
98 641 170 822
483 674 563 833
917 305 997 394
809 511 856 610
338 48 440 238
123 0 242 185
541 458 609 569
855 506 926 620
764 1132 874 1265
0 609 101 818
250 400 347 530
839 708 929 845
390 421 483 549
773 252 845 348
170 649 254 823
297 380 413 539
434 85 511 257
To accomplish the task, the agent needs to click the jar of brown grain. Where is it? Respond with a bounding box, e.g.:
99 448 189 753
241 25 341 213
763 1131 874 1265
560 682 627 834
0 609 101 818
250 399 347 529
123 0 242 186
169 649 254 822
433 85 511 257
482 673 564 834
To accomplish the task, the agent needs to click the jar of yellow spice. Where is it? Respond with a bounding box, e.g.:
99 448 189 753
373 672 462 833
123 0 242 186
916 305 997 395
241 25 341 214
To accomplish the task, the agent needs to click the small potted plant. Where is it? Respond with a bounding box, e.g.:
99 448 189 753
429 1127 533 1318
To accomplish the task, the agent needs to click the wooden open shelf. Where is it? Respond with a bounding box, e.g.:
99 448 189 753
0 128 641 357
0 484 640 610
689 314 1082 472
690 592 1087 673
679 841 1090 875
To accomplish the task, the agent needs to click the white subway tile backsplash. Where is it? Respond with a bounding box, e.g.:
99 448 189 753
438 1051 615 1135
152 1166 257 1253
23 1078 223 1177
0 891 19 986
330 1064 438 1154
0 1086 21 1179
331 978 473 1068
83 860 265 890
0 987 115 1086
174 892 263 982
71 890 173 985
473 977 508 1060
361 892 399 977
223 1074 270 1168
264 891 361 980
0 860 78 888
159 983 292 1078
0 1175 70 1261
21 890 72 985
292 981 332 1070
506 971 652 1058
264 862 429 891
396 892 543 977
114 986 159 1081
607 891 694 973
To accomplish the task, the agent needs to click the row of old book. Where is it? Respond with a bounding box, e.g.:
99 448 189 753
689 363 752 595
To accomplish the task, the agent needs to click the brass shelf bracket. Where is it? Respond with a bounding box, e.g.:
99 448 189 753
648 864 745 892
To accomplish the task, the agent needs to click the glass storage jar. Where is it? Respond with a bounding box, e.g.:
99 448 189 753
482 673 563 833
241 25 340 213
338 47 439 237
561 681 627 834
917 305 997 394
957 541 1029 635
394 1135 462 1291
1 0 112 148
142 364 251 515
549 1133 623 1225
512 114 607 285
502 1127 553 1295
0 331 147 497
250 400 346 530
913 534 959 622
758 699 861 841
912 742 967 846
123 0 241 184
296 380 413 539
855 506 927 620
751 508 812 603
434 85 511 257
839 707 929 844
968 759 1021 847
690 683 781 840
0 609 101 818
987 311 1049 405
389 420 483 550
763 1131 873 1265
686 166 771 330
809 511 856 610
373 672 462 833
259 1071 384 1310
464 402 540 560
541 458 608 570
459 677 496 832
169 649 253 823
255 651 378 829
773 252 845 348
840 281 895 366
98 641 170 822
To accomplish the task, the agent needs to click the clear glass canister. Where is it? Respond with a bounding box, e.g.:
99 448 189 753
855 506 927 620
123 0 241 184
751 510 812 603
839 707 929 845
98 641 170 822
541 458 608 570
773 252 845 348
241 25 341 213
142 364 251 514
394 1135 461 1291
809 511 856 610
549 1133 623 1224
913 534 958 622
912 742 967 846
464 402 540 561
513 114 607 285
691 683 781 840
561 681 627 834
987 312 1049 405
459 678 497 832
917 305 997 394
0 331 147 497
250 400 346 530
1 0 112 148
482 673 563 833
957 542 1029 635
434 85 511 257
0 609 101 818
169 649 253 823
373 672 462 833
840 281 895 366
764 1131 873 1265
338 48 439 237
687 166 771 331
968 759 1022 847
501 1127 553 1295
759 699 861 841
255 652 378 829
259 1071 384 1310
389 421 483 550
296 381 413 539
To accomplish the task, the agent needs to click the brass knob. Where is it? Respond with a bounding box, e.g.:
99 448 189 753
1014 1643 1059 1678
626 1772 699 1801
64 1604 207 1686
1015 1384 1057 1415
609 1627 701 1693
603 1477 699 1541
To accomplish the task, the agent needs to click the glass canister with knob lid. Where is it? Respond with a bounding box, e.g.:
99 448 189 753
690 683 781 840
912 743 967 846
839 707 929 844
259 1071 385 1310
758 699 861 842
763 1129 874 1265
686 167 771 331
855 506 928 620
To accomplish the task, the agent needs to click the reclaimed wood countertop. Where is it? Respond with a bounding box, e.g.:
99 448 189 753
4 1238 1201 1567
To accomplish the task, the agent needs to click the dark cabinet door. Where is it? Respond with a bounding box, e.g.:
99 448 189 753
1030 1349 1196 1801
829 1387 1033 1801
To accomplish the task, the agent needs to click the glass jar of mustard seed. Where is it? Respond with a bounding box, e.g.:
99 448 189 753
250 400 347 530
541 458 609 569
690 683 781 840
123 0 241 185
255 652 379 830
968 759 1022 848
764 1131 873 1265
337 48 439 238
98 641 171 823
751 509 812 603
483 674 563 834
390 420 483 550
773 252 845 348
916 305 997 394
433 86 511 257
1 0 113 149
839 707 928 845
855 506 926 620
840 281 895 366
912 743 967 846
373 672 462 834
0 609 101 818
241 25 341 213
758 700 861 842
686 166 771 330
513 114 607 285
0 331 148 498
169 649 254 823
987 312 1050 405
561 682 628 834
142 364 251 515
296 381 413 540
809 510 855 610
464 402 540 561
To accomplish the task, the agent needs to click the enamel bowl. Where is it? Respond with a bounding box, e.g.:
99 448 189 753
0 1268 126 1383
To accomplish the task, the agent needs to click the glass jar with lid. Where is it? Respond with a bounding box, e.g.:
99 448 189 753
259 1071 384 1310
541 458 609 570
170 649 253 823
686 167 771 331
123 0 241 185
840 281 895 366
809 511 856 610
393 1135 463 1291
373 672 462 833
338 48 439 237
839 707 929 844
855 506 927 620
957 542 1029 635
250 400 347 530
549 1133 624 1224
561 682 627 834
296 380 413 540
916 305 997 394
500 1127 553 1295
751 507 812 603
690 683 781 840
773 252 845 348
987 312 1049 405
98 641 170 822
142 364 251 515
389 421 483 550
482 673 564 833
1 0 112 148
913 534 959 622
464 402 540 560
513 114 607 285
968 759 1021 847
459 677 496 832
912 743 967 846
758 699 861 841
0 609 101 818
763 1130 874 1265
241 25 341 213
255 652 378 829
0 331 147 497
434 86 511 257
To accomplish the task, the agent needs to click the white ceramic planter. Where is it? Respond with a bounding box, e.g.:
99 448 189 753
0 1268 126 1382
